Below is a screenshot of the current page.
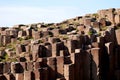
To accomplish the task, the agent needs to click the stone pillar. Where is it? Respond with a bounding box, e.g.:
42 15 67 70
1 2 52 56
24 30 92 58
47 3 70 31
45 42 52 57
64 64 74 80
0 62 4 74
33 62 41 70
52 42 64 57
40 68 48 80
31 44 40 61
67 40 79 53
11 62 24 73
27 62 33 71
47 57 57 80
16 73 24 80
115 14 120 24
5 73 16 80
115 29 120 45
56 56 64 78
3 62 11 73
24 71 34 80
91 48 100 80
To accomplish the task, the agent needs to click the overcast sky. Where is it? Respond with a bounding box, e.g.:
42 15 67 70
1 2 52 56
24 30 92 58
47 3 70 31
0 0 120 27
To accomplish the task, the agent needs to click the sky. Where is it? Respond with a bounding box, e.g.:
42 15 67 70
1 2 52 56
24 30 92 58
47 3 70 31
0 0 120 27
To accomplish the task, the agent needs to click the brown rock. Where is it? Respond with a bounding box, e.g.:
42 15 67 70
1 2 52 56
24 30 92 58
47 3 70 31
115 29 120 45
56 56 64 78
64 64 74 80
0 62 4 74
16 73 24 80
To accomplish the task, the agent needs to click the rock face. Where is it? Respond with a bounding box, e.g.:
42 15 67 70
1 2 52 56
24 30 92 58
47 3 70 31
0 8 120 80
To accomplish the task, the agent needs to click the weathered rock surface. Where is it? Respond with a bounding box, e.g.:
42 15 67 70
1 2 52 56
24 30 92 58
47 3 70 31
0 8 120 80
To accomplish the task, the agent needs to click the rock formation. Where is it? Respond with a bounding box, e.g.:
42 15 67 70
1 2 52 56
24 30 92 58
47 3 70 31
0 8 120 80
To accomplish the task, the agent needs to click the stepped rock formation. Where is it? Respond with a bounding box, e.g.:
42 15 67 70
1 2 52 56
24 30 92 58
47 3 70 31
0 8 120 80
